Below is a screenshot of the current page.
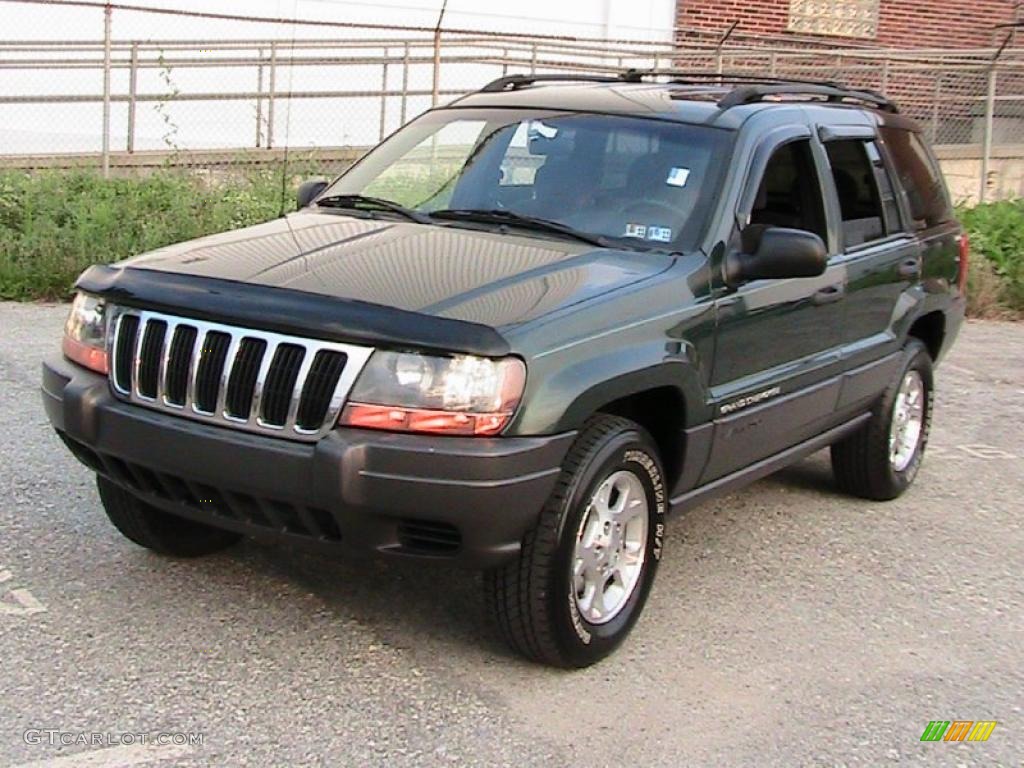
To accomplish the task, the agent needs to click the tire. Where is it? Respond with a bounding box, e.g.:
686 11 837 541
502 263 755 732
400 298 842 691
96 476 242 557
831 339 934 501
484 414 667 668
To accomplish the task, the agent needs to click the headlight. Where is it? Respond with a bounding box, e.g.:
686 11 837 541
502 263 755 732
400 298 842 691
62 292 109 374
339 351 526 436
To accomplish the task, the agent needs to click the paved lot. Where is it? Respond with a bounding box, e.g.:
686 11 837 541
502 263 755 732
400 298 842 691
1 302 1021 767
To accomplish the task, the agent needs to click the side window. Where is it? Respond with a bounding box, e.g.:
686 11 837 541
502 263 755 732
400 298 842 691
877 126 953 229
747 139 827 242
824 140 885 249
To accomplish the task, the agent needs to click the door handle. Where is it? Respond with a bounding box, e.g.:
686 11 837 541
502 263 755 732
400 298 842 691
812 284 845 305
898 258 921 279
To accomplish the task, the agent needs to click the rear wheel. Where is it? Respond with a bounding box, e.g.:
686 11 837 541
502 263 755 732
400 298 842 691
97 476 242 557
831 339 934 501
484 415 667 668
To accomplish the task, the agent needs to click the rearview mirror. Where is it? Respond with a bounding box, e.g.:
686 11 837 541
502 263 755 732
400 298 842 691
726 227 827 284
296 179 328 209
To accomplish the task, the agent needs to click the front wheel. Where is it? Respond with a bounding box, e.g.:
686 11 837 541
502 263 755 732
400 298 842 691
831 339 934 501
484 415 667 668
97 476 242 557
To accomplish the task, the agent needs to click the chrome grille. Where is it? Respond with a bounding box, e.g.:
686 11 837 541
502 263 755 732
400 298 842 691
107 307 374 441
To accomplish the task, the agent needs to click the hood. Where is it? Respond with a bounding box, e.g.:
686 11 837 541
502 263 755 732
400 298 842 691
123 211 675 328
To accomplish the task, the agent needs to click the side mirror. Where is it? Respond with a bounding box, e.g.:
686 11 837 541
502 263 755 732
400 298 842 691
726 227 827 284
296 179 328 209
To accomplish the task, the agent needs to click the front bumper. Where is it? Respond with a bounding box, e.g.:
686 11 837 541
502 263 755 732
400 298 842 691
42 356 574 568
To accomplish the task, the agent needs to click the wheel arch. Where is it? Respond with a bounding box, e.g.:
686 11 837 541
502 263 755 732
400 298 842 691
549 362 704 491
907 309 946 360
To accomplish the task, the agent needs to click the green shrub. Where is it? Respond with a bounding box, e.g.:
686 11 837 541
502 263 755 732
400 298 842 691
0 169 299 300
1 169 1022 317
958 199 1024 316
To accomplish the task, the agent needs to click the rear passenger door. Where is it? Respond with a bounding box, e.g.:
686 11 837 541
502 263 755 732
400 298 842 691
818 125 921 374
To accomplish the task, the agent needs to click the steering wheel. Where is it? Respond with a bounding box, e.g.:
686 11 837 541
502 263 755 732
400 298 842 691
620 198 678 221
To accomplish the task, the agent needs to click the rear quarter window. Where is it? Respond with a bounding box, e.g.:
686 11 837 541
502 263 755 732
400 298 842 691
878 127 953 229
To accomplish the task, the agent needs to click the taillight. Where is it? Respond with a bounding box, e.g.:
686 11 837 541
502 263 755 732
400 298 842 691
957 232 970 295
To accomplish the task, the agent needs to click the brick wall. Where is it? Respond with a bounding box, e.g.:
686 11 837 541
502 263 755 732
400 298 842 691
676 0 1017 48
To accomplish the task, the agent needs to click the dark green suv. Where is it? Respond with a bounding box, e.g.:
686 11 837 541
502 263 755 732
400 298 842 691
43 73 966 667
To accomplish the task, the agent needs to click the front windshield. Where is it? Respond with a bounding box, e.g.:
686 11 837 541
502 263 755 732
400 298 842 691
322 108 732 251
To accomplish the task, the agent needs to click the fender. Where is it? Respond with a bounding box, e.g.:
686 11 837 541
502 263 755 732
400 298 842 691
508 334 710 436
555 361 702 432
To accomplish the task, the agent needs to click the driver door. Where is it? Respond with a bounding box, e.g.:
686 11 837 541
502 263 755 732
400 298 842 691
701 134 847 483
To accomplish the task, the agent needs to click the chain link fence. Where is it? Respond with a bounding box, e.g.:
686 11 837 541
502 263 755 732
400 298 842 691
2 1 1023 203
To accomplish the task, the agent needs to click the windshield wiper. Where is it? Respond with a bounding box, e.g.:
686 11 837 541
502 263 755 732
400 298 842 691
315 194 433 224
430 209 609 248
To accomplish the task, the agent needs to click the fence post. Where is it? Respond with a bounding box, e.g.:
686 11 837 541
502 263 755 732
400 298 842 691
126 42 138 153
530 42 537 74
255 47 264 148
881 58 890 93
101 2 112 177
267 41 277 149
400 43 409 125
380 48 389 141
930 73 940 144
979 66 997 204
431 0 447 106
432 32 441 105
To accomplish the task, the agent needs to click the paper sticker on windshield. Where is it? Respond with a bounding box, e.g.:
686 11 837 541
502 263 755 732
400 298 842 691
647 226 673 242
666 167 690 187
624 223 647 239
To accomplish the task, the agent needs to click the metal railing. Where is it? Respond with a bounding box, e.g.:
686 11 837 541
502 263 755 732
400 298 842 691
2 2 1024 202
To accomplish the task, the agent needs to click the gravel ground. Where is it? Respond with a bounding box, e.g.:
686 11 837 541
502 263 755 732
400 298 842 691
1 302 1021 767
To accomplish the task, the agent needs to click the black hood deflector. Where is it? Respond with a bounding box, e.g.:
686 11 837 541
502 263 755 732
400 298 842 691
77 265 511 357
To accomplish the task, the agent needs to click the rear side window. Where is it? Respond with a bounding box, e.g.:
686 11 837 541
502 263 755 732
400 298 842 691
864 141 902 234
825 140 885 248
877 127 952 229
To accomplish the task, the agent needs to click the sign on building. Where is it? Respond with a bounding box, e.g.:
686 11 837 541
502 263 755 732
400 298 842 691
787 0 880 38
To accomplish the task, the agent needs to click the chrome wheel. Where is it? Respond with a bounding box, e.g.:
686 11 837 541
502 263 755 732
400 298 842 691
889 370 925 472
572 470 648 625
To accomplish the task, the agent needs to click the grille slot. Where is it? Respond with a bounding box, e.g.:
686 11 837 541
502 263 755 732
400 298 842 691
259 344 305 427
164 325 198 406
107 308 373 441
193 331 231 413
136 319 167 399
296 350 348 431
113 314 140 392
226 338 267 418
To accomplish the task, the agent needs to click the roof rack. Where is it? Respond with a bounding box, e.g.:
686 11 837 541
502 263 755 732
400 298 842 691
479 73 633 92
621 69 845 89
476 71 899 113
717 83 898 112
